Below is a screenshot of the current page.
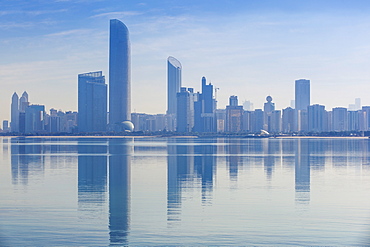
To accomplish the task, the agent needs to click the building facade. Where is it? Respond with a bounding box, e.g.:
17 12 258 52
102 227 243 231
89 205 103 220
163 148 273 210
78 71 107 132
109 19 131 129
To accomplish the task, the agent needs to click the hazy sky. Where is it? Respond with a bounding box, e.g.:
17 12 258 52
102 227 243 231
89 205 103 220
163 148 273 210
1 0 370 122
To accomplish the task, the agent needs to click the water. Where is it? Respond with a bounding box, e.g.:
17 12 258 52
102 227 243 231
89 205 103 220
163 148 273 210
0 137 370 246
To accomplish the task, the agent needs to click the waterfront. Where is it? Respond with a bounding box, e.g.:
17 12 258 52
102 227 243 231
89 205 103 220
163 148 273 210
0 137 369 246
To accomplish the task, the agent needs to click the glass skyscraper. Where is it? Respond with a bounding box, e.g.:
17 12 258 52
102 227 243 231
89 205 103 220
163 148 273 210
167 56 182 115
109 19 131 127
78 71 107 132
295 79 310 111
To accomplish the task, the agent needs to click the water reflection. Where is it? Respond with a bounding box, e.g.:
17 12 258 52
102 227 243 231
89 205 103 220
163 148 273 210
108 138 132 245
10 137 45 186
194 140 216 204
167 138 217 222
76 138 132 245
167 139 193 222
295 139 310 204
77 138 108 218
226 139 241 180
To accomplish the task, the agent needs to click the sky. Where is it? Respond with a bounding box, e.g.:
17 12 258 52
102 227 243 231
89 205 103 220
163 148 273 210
1 0 370 122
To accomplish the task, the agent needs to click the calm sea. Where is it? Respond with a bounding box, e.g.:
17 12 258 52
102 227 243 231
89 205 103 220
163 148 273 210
0 137 369 246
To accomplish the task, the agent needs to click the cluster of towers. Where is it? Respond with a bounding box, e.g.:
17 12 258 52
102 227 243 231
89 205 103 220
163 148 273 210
3 19 370 134
77 19 132 133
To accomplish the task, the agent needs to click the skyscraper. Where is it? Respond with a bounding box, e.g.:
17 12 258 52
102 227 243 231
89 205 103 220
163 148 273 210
167 56 182 115
109 19 131 129
295 79 310 111
10 92 19 132
176 87 195 132
295 79 310 132
78 71 107 132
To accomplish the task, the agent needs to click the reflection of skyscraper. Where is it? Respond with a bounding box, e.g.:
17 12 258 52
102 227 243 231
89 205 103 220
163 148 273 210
109 19 131 128
194 140 216 203
109 138 132 245
226 139 241 180
77 138 108 217
295 139 310 204
263 139 280 180
10 137 45 186
78 71 107 132
167 139 193 222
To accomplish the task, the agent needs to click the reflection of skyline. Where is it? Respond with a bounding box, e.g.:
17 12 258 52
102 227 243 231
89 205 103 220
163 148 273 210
76 138 132 245
263 139 281 180
109 138 132 245
226 139 241 180
167 139 217 223
77 138 108 218
167 139 193 222
194 140 216 204
295 139 310 204
10 137 45 186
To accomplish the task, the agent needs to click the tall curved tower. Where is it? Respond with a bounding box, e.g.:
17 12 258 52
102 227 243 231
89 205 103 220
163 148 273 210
167 56 182 115
11 92 19 132
109 19 131 127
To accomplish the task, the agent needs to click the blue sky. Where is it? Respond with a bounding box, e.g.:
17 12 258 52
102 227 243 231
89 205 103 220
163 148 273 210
1 0 370 122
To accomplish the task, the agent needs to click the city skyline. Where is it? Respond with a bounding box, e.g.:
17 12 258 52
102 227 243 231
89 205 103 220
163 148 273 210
2 1 370 122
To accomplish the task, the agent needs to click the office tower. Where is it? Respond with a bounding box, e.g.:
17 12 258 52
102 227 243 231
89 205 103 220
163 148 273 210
47 109 61 133
361 106 370 131
19 91 29 112
176 87 195 132
282 107 295 133
229 95 238 107
25 105 45 133
109 19 131 129
332 107 348 131
263 96 275 132
10 92 19 132
78 71 107 132
167 56 182 131
271 110 282 133
2 120 9 132
193 76 216 132
348 110 361 131
295 79 310 132
226 95 243 132
215 109 226 132
295 79 310 110
167 57 182 115
308 104 326 132
252 109 264 132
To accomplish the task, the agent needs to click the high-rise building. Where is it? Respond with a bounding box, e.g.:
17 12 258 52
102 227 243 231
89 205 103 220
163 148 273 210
295 79 310 132
193 76 216 133
25 105 45 133
167 56 182 131
10 92 19 132
295 79 310 111
167 56 182 115
308 104 326 132
282 107 295 133
109 19 131 129
332 107 348 131
176 87 195 132
78 71 107 132
19 91 29 112
226 96 243 132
